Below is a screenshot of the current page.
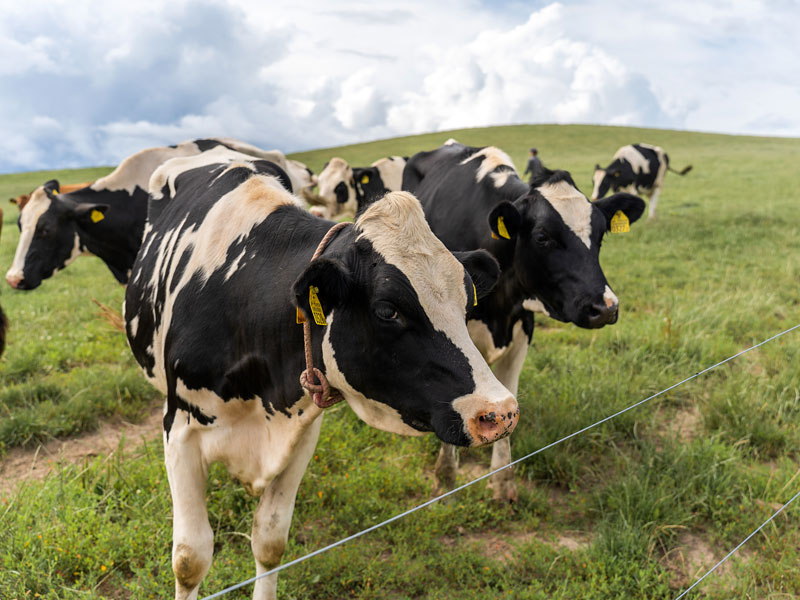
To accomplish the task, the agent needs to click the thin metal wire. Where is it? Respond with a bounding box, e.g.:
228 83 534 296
201 323 800 600
674 487 800 600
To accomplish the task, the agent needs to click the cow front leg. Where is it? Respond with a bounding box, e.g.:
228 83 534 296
166 435 213 600
647 187 661 220
486 322 529 502
433 443 459 495
251 416 322 600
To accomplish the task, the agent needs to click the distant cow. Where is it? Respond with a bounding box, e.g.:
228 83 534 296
306 155 406 219
5 139 315 290
404 140 645 501
125 151 517 599
9 182 93 212
592 143 692 219
0 206 5 356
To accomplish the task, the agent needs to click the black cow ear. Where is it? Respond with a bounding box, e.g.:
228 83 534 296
594 164 602 171
454 250 500 300
594 193 646 229
488 202 521 241
293 257 352 325
71 203 110 225
43 180 60 194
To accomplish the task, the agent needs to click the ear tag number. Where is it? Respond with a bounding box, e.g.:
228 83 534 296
496 216 511 239
610 210 630 234
361 174 370 184
90 209 105 223
308 286 327 326
472 282 478 307
296 307 307 324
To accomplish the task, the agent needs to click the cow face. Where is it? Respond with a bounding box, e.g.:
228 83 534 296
591 160 635 200
5 181 108 290
490 172 645 328
294 192 518 447
314 157 356 218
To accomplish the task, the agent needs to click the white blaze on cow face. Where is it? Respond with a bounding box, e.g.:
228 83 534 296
460 146 517 183
538 180 594 249
603 285 619 309
342 191 517 446
6 187 51 287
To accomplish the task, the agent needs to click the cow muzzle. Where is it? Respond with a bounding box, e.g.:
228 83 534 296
6 272 24 289
586 301 618 328
462 395 519 447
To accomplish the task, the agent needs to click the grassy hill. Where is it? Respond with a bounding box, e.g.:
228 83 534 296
1 124 799 599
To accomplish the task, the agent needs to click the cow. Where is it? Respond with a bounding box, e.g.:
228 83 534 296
9 181 93 212
124 151 518 600
5 139 315 290
403 140 645 502
591 143 692 220
0 207 5 356
306 155 406 219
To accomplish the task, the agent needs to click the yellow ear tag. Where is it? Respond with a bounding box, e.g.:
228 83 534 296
496 216 511 239
472 282 478 307
610 210 630 234
90 209 105 223
296 307 307 324
361 174 370 184
308 286 327 326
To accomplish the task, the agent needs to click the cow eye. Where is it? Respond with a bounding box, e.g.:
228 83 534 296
374 302 399 322
36 225 51 237
534 231 554 248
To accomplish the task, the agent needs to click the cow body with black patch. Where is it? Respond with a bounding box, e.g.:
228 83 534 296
404 140 645 501
5 139 314 291
308 155 406 219
592 143 692 219
125 152 518 600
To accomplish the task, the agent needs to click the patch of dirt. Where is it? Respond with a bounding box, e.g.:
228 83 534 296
664 531 751 589
0 401 163 495
653 404 702 450
440 527 590 564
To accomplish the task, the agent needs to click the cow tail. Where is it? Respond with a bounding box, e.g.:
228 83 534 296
0 302 7 357
669 164 693 176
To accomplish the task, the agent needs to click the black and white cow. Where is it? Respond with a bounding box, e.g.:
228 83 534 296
591 143 692 219
124 152 518 600
5 139 315 290
308 155 406 219
403 140 645 501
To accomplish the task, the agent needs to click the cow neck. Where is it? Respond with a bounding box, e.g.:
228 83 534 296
473 259 533 348
299 221 353 408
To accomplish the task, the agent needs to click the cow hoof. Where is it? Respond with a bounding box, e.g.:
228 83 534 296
488 481 518 504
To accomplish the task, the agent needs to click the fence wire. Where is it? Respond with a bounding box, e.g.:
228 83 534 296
202 323 800 600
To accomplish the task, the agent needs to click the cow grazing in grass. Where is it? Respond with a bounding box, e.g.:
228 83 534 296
592 143 692 220
124 151 517 600
5 139 315 290
404 140 645 501
306 155 406 219
9 181 93 212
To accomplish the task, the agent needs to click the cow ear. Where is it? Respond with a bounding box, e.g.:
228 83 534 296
488 202 521 241
594 164 602 171
43 180 60 195
593 193 646 229
453 249 500 301
71 203 110 225
293 257 352 324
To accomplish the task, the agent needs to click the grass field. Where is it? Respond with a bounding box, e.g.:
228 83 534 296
1 124 799 599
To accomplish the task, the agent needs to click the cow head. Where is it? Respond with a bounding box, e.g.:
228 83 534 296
308 157 357 219
5 181 108 290
491 171 645 328
293 191 518 447
591 160 636 200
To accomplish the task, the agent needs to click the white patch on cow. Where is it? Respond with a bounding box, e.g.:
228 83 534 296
315 157 356 219
322 313 423 437
355 191 515 440
129 315 139 338
523 297 550 316
225 248 247 281
591 168 606 201
61 233 85 268
603 285 618 308
371 156 406 192
460 146 517 184
538 180 593 249
467 319 507 365
92 140 206 195
614 144 651 175
6 187 51 283
444 138 460 146
490 170 513 188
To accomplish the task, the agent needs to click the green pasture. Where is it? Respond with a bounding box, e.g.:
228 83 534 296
1 125 799 598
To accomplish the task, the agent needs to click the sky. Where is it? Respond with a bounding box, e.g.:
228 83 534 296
0 0 798 173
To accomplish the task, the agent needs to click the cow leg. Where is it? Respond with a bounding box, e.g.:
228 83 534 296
251 416 323 600
166 434 213 600
433 443 459 495
647 187 661 220
486 324 530 503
